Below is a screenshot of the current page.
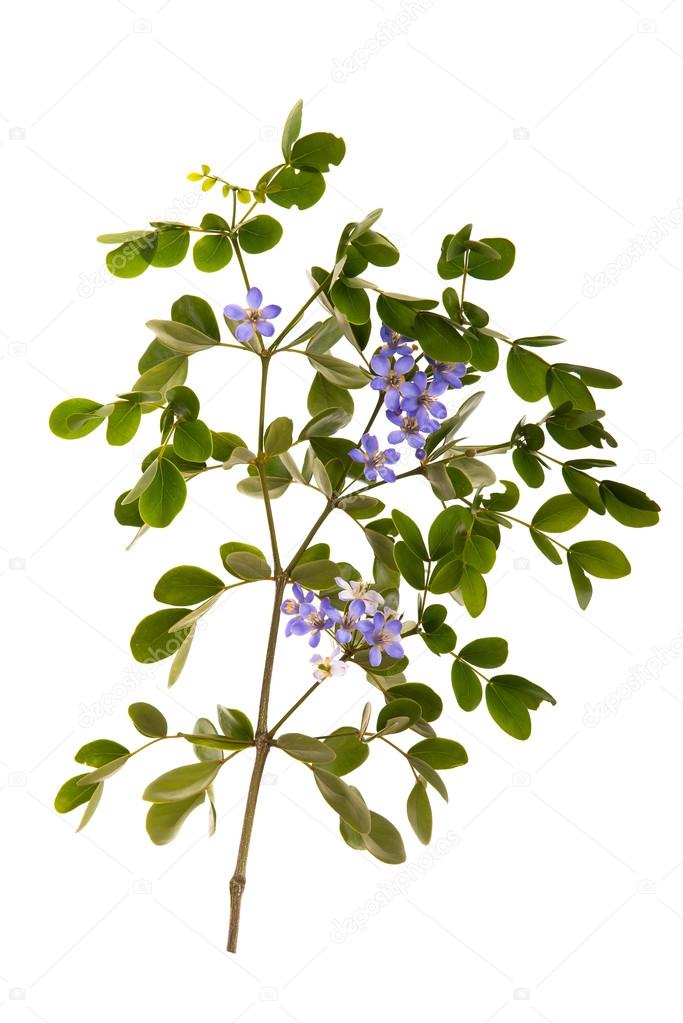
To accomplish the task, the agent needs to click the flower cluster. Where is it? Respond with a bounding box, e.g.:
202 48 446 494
370 323 466 463
281 577 404 674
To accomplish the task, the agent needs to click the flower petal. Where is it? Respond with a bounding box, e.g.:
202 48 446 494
260 304 281 319
246 286 262 308
235 322 254 341
257 320 275 337
224 304 246 320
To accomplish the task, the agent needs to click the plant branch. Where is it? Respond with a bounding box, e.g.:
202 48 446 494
268 680 322 737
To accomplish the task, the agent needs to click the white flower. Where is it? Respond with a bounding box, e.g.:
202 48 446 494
335 576 383 612
310 647 347 681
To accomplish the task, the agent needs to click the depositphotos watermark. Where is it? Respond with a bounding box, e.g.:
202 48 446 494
583 630 683 727
581 199 683 297
331 0 435 82
330 829 459 941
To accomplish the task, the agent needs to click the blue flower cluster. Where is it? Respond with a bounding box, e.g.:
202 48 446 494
281 578 404 668
348 324 467 483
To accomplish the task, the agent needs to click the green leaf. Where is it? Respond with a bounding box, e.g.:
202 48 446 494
281 98 303 160
290 559 338 589
75 739 129 768
460 566 487 617
452 237 515 281
492 674 556 709
139 457 186 527
407 781 432 845
146 793 205 845
339 818 366 851
513 448 545 488
308 373 354 416
128 702 168 738
427 506 462 560
532 493 588 532
220 541 267 574
314 768 371 833
268 166 325 210
392 510 429 560
548 368 595 411
563 466 605 515
154 565 224 605
133 354 188 395
485 684 531 739
408 757 449 801
166 385 200 422
421 624 457 655
413 312 470 362
408 738 468 770
151 227 190 267
463 534 497 573
600 481 660 528
567 554 593 609
264 416 294 455
224 551 271 580
55 774 98 813
554 363 622 388
386 682 443 722
377 698 422 734
49 398 105 440
77 754 130 785
147 319 220 354
459 637 508 668
394 541 425 589
568 540 631 579
168 623 196 687
76 781 104 832
277 733 336 764
217 706 254 743
531 530 563 565
143 762 220 802
171 294 220 341
106 233 157 278
507 345 549 401
307 353 368 389
323 727 370 776
330 278 370 324
106 402 141 446
237 215 283 253
362 812 406 864
429 556 463 594
352 230 399 267
190 718 224 761
300 407 353 442
451 659 483 711
114 492 143 527
421 604 447 633
291 131 346 170
130 608 191 663
193 233 233 272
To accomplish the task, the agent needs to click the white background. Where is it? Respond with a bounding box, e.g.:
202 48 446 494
2 0 683 1019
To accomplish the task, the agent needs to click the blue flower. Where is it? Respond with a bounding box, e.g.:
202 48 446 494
326 597 366 644
348 433 400 483
224 286 281 343
386 410 436 450
355 611 404 667
400 370 448 431
427 357 467 390
369 352 414 411
281 588 334 646
380 323 414 359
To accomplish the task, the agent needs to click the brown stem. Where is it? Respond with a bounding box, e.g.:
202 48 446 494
226 574 286 952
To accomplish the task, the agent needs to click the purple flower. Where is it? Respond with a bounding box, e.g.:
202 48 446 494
426 357 467 390
281 584 316 637
400 371 448 431
224 286 281 343
326 597 366 644
282 590 335 647
380 323 414 359
386 410 436 449
348 433 400 483
355 611 404 667
370 352 414 411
